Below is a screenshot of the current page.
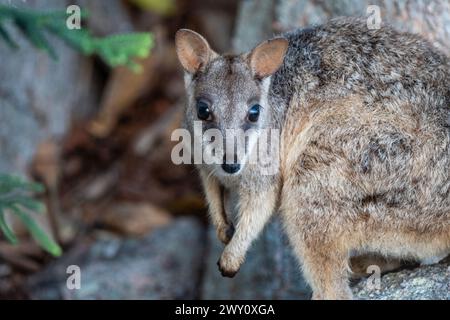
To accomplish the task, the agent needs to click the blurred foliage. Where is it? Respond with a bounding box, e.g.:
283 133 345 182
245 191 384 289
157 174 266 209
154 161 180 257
0 5 153 72
128 0 176 16
0 174 62 257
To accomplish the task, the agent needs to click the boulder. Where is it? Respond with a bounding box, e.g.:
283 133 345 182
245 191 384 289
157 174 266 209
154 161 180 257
201 220 311 299
353 260 450 300
0 0 100 174
0 0 139 175
28 218 205 299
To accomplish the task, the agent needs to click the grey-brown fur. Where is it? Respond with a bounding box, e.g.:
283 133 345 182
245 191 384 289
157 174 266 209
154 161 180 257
175 17 450 299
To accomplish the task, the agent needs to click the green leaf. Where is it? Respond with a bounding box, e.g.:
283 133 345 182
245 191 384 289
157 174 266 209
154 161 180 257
0 210 18 244
0 174 45 194
15 18 57 58
0 174 23 193
66 32 154 70
0 174 60 256
13 206 62 257
3 196 45 213
129 0 177 16
0 5 153 71
0 23 17 48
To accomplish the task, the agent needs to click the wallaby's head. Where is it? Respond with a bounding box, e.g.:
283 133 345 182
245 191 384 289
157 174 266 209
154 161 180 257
175 29 288 177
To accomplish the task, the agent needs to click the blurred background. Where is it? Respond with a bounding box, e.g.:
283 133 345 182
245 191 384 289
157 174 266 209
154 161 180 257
0 0 449 300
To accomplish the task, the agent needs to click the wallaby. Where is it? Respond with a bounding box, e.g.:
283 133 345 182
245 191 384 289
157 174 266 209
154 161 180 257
175 17 450 299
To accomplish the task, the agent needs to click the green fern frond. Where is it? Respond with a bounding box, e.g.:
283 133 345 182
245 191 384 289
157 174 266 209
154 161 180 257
129 0 177 16
0 209 18 244
0 5 153 71
0 22 17 48
0 174 62 257
12 205 62 257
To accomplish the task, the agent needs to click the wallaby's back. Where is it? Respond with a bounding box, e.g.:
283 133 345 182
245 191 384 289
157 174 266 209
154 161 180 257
278 18 450 235
272 18 450 116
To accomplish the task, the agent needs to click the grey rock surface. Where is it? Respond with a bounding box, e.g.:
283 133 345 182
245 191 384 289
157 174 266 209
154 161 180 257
0 0 99 174
275 0 450 53
28 218 206 299
353 260 450 300
201 220 311 299
76 0 134 36
201 0 450 300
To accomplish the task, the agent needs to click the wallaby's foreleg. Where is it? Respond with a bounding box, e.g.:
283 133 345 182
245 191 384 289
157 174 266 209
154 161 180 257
217 186 277 277
199 170 234 244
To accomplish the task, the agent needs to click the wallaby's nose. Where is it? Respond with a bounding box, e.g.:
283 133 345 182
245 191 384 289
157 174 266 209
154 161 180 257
222 155 241 174
222 163 241 174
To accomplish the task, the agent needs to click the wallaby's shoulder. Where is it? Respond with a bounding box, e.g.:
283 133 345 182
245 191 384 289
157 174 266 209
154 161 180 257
282 17 449 68
272 17 450 112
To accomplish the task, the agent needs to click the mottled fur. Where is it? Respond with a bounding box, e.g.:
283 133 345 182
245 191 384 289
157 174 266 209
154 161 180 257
175 18 450 299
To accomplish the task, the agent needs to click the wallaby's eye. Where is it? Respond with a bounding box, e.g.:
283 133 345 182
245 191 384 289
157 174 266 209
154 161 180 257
247 104 261 122
197 100 212 121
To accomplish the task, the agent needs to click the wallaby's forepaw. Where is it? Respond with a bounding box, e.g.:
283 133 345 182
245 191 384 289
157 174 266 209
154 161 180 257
217 259 239 277
217 223 235 245
217 249 241 278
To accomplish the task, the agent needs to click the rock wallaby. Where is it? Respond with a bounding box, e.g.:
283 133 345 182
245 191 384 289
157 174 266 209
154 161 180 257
175 17 450 299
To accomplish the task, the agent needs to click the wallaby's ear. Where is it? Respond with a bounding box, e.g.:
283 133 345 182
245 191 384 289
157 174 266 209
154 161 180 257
248 38 288 79
175 29 215 74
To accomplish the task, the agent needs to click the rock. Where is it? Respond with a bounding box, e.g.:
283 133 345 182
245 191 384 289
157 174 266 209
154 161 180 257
27 218 205 299
201 0 450 300
201 220 311 299
353 260 450 300
274 0 450 53
0 0 99 175
0 0 142 174
75 0 134 35
232 0 274 52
